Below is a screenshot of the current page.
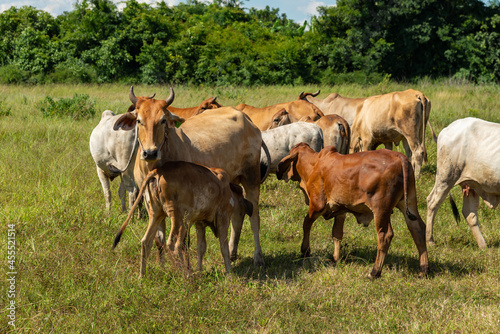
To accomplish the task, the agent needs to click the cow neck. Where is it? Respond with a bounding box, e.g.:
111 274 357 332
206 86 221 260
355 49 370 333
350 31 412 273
160 126 187 163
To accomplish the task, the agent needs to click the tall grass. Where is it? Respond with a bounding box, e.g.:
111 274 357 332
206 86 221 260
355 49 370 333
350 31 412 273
1 82 500 333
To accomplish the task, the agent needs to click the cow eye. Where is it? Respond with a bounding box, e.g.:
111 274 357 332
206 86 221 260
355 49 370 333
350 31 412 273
161 119 167 125
136 119 142 125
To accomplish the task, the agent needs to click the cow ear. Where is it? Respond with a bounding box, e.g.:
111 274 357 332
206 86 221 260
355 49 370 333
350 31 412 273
114 111 137 131
276 151 299 182
167 112 185 128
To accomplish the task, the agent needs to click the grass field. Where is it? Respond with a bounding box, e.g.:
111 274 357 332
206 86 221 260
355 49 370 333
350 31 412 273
1 82 500 333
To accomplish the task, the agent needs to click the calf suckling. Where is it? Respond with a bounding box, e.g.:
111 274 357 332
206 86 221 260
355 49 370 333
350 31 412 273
276 143 429 278
113 162 253 277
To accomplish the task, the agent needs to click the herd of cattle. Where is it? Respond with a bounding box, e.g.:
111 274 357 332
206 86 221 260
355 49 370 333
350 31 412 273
89 86 500 278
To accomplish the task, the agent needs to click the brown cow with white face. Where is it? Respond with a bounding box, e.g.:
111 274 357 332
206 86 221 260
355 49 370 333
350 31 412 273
113 87 270 266
167 96 222 119
276 143 429 278
235 100 324 131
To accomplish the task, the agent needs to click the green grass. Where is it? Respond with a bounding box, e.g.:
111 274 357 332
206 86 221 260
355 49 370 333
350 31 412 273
1 82 500 333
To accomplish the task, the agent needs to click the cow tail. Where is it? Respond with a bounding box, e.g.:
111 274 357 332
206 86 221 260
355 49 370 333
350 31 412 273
448 193 461 225
427 120 438 143
260 141 271 183
338 118 351 154
417 94 428 162
113 169 157 249
398 154 418 221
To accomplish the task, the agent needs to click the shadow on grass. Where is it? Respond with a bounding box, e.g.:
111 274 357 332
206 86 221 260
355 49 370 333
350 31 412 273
231 244 486 281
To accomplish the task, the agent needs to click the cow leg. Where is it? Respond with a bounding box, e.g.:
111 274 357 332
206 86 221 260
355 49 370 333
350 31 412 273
397 202 430 277
462 191 487 249
140 207 165 278
96 167 111 210
403 137 425 179
228 197 245 262
384 142 394 150
301 213 320 257
371 213 394 279
331 213 346 262
195 223 206 272
239 181 264 266
118 177 127 212
218 214 232 274
426 178 455 245
154 217 166 265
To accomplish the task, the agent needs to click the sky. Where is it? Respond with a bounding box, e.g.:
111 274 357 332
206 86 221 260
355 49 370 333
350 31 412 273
0 0 336 24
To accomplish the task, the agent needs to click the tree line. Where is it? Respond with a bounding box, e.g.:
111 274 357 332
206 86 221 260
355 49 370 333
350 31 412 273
0 0 498 86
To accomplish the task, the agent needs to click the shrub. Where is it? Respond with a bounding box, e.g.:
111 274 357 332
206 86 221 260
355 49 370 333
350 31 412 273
0 65 29 84
38 93 96 120
0 98 11 116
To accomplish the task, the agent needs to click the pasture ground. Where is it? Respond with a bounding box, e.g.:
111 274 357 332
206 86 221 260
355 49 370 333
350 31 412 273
1 82 500 333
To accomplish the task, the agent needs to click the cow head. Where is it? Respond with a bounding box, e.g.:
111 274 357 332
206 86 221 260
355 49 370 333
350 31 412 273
114 86 185 162
268 108 291 130
297 89 321 100
200 96 223 111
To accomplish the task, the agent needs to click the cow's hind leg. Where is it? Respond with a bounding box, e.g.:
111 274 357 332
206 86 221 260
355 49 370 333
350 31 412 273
228 197 245 262
462 190 487 249
217 214 232 274
154 218 166 265
301 212 321 257
426 177 456 245
238 180 264 266
371 213 394 279
140 208 166 277
331 213 347 262
195 223 207 272
397 202 429 277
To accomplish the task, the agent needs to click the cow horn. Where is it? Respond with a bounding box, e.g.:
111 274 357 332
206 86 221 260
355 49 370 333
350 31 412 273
165 87 175 106
312 90 321 97
129 86 138 105
298 91 306 99
148 93 156 99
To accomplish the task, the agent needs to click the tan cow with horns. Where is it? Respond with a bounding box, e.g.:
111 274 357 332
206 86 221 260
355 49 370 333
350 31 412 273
113 87 271 266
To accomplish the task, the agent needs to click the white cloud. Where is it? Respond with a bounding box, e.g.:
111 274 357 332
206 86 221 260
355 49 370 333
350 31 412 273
298 0 335 18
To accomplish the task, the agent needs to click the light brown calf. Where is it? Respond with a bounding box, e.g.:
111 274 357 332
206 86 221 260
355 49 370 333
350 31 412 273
300 114 351 154
276 143 429 278
113 162 252 277
168 96 222 119
235 100 324 131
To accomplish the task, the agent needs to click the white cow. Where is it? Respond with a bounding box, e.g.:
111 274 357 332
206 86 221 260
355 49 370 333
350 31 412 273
89 110 138 211
426 117 500 249
260 122 324 173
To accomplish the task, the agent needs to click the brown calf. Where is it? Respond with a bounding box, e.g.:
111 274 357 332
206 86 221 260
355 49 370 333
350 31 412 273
276 143 429 278
113 162 252 277
235 100 324 131
168 96 222 119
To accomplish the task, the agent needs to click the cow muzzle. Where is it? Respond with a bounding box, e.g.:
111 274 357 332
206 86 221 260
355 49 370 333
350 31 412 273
141 149 160 162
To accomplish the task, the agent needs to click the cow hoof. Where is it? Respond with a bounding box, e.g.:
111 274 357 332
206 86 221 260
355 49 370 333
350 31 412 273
230 253 238 262
426 239 436 246
254 252 265 266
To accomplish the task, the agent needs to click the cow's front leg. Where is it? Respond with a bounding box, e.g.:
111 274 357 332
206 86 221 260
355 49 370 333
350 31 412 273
331 213 346 262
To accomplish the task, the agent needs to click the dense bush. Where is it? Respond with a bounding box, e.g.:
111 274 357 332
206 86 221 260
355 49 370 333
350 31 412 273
38 93 96 120
0 0 498 85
